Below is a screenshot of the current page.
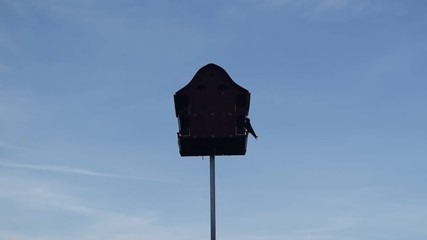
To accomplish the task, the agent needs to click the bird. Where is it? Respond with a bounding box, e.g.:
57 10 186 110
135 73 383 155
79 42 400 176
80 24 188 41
244 117 258 139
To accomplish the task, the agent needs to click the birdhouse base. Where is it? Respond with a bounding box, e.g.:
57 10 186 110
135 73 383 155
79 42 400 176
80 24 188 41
178 136 248 156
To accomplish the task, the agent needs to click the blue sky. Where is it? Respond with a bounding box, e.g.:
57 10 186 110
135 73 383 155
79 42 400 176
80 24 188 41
1 0 426 239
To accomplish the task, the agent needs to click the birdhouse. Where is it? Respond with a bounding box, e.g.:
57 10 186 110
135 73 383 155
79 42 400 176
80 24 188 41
174 63 252 156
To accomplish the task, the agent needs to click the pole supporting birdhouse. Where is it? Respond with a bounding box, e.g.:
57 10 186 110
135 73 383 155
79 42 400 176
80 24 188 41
174 63 257 240
210 154 216 240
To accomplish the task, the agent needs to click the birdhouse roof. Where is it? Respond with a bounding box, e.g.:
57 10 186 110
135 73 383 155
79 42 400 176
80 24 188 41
175 63 249 95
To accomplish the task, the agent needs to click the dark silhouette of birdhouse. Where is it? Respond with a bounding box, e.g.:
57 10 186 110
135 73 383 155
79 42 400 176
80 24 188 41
174 63 253 156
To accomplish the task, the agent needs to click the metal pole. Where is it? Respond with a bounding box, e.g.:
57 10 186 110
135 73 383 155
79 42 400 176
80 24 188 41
210 154 216 240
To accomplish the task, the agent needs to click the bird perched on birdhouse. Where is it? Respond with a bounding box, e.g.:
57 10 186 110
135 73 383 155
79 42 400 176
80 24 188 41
244 117 258 139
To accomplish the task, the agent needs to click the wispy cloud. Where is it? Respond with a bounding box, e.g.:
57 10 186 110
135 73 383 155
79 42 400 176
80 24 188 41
0 161 158 181
0 230 54 240
304 0 375 17
225 220 357 240
250 0 380 17
255 0 367 8
0 140 26 150
0 175 202 240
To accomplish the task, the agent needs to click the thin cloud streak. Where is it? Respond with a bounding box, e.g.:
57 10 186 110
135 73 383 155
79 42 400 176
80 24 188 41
0 176 194 240
0 161 158 181
0 230 52 240
0 140 26 150
250 0 379 16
